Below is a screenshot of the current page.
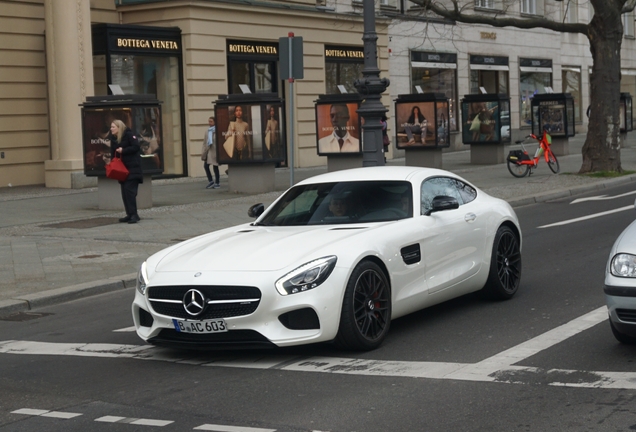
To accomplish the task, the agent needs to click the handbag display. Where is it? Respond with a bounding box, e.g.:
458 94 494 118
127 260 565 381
223 134 234 159
106 154 129 181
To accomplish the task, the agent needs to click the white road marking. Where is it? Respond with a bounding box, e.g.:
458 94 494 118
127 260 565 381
42 411 83 419
194 424 276 431
538 205 633 228
2 307 634 390
96 416 126 422
12 408 48 415
12 409 82 419
130 418 174 426
571 190 636 204
113 326 136 332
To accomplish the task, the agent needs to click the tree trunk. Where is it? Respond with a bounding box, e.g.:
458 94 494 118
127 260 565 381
580 7 623 173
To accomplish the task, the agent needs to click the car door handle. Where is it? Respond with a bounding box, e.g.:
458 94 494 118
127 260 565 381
464 213 477 223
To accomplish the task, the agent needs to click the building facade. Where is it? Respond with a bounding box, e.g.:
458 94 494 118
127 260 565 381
0 0 635 188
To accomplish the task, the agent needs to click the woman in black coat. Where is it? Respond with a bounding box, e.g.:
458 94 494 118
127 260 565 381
109 120 143 223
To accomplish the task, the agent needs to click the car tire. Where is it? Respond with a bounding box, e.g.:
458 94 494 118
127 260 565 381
335 260 391 351
481 225 522 300
610 319 636 344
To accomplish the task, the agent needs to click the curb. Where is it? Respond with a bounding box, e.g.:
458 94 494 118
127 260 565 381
508 175 636 208
0 273 137 317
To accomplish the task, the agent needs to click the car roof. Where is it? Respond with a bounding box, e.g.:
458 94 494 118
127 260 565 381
296 166 458 185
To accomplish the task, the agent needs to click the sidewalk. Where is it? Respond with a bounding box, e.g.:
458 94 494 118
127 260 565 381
1 135 636 315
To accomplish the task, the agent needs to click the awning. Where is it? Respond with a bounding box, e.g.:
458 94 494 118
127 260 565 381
411 61 457 69
561 66 581 73
470 64 509 71
519 66 552 73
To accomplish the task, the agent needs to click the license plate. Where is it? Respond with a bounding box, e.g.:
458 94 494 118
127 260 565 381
172 318 228 334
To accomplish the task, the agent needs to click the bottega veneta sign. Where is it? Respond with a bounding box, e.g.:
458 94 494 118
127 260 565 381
116 38 179 50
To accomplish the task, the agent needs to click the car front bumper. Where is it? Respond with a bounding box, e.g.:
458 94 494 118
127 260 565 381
131 267 350 349
604 284 636 338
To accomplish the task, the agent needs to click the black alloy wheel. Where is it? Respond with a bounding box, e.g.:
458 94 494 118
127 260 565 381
335 261 391 351
481 225 522 300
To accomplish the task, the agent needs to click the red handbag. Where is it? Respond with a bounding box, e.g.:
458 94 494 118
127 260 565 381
106 154 129 181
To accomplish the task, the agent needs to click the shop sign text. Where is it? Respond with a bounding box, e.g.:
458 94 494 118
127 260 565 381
117 38 179 50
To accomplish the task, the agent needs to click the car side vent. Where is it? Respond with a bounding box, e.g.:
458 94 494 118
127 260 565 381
401 244 421 265
237 229 256 233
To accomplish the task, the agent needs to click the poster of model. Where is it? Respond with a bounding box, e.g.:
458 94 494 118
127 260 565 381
81 106 163 176
462 101 500 143
395 101 436 148
216 103 286 164
315 101 362 155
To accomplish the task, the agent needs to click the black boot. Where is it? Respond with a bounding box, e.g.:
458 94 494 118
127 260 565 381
128 214 140 224
119 216 131 223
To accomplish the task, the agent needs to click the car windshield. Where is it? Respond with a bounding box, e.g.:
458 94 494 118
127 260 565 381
257 181 413 226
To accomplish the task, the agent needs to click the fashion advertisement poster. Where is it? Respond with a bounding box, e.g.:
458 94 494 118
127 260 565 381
81 106 164 176
538 103 565 136
395 101 436 149
315 102 361 155
216 103 286 164
462 101 500 143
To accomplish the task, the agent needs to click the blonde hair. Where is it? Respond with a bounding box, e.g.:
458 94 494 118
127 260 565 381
112 119 127 143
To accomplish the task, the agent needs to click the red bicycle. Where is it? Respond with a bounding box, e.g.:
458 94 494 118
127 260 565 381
506 130 560 178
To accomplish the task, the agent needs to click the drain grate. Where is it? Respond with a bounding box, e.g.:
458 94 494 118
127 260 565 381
42 217 120 229
0 312 54 321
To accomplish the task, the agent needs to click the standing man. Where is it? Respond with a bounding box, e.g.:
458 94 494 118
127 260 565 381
318 103 360 153
202 116 220 189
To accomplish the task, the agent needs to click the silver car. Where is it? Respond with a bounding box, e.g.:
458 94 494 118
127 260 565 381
605 218 636 344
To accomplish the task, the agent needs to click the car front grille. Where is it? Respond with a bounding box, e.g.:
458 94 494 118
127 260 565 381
147 285 261 320
616 308 636 323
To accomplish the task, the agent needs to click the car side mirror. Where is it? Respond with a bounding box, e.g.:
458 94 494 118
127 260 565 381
425 195 459 216
248 203 264 218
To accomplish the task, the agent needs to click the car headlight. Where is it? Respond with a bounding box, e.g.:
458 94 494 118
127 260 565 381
275 256 337 296
611 253 636 277
137 261 149 294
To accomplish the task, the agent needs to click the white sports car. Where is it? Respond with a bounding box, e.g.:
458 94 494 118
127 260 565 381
132 166 522 351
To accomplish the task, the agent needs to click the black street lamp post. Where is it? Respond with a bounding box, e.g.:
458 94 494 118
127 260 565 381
355 0 390 167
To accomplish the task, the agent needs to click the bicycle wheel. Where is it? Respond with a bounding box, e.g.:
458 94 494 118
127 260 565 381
547 151 560 174
507 160 530 178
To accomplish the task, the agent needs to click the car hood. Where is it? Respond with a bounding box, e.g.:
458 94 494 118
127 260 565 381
154 224 371 273
614 219 636 254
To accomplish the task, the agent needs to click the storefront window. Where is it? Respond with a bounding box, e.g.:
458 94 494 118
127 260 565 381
411 52 458 131
229 61 275 94
325 45 364 94
519 58 552 126
469 55 509 96
111 54 183 176
91 24 186 178
620 72 636 125
227 40 279 95
562 67 582 122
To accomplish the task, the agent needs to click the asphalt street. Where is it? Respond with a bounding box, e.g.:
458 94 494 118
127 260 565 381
1 134 636 317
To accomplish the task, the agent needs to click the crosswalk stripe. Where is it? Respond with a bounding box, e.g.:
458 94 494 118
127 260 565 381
11 409 82 419
3 306 635 390
193 424 276 431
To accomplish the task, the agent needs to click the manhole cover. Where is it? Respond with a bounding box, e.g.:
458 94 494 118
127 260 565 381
42 217 120 229
0 312 54 322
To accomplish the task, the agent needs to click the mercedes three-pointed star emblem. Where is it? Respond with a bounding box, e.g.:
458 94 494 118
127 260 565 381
183 289 206 316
